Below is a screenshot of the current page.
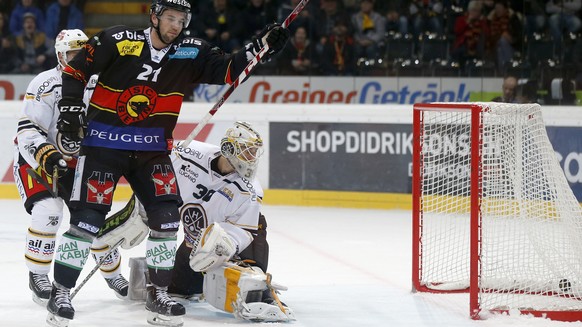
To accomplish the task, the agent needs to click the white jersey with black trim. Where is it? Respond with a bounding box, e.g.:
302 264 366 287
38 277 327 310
172 140 263 253
15 67 96 169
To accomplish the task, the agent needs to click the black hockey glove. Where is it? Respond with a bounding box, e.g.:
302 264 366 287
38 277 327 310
34 143 68 176
57 97 87 142
250 23 290 60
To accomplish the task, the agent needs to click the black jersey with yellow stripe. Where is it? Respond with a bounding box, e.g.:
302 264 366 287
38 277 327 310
62 25 248 151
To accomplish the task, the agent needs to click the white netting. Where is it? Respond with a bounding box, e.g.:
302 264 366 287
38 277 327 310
416 102 582 314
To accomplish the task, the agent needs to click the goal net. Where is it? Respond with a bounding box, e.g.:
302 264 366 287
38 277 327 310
412 102 582 321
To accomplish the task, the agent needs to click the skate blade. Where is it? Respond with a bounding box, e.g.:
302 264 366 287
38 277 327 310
32 293 48 306
46 312 70 327
146 312 184 327
113 292 129 301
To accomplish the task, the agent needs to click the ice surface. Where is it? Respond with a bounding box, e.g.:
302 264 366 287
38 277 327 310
0 200 578 326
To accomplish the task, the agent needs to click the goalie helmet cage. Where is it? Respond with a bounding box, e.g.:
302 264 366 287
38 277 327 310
411 102 582 322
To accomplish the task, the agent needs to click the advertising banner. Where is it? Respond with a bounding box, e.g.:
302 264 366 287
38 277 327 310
547 127 582 200
194 76 502 104
270 122 582 202
269 122 413 192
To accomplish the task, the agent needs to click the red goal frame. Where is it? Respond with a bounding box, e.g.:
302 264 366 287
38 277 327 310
411 102 582 322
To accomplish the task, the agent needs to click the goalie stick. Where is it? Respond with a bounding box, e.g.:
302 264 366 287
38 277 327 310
180 0 310 148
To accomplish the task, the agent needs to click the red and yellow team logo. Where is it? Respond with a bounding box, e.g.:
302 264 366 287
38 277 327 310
117 85 158 125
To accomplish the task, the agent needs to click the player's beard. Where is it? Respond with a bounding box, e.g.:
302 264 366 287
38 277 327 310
160 31 179 45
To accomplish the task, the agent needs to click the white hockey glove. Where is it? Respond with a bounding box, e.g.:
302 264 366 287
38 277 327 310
204 262 295 322
97 195 149 249
189 222 237 272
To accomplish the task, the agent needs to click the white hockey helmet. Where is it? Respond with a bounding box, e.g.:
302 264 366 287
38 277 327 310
220 121 264 180
55 29 88 68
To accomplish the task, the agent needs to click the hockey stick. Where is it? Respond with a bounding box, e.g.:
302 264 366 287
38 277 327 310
70 238 124 300
180 0 310 148
26 167 57 198
52 167 59 197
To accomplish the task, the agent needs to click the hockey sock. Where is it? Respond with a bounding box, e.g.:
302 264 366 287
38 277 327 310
146 235 177 287
53 232 91 289
91 239 122 279
26 198 64 274
25 228 56 275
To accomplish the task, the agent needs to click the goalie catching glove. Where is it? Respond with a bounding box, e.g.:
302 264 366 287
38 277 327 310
57 96 87 143
246 23 290 62
189 222 237 272
34 143 67 176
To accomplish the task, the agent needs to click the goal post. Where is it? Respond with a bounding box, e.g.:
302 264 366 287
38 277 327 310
412 102 582 321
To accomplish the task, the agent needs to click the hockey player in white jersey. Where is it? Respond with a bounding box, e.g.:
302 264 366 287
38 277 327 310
109 121 294 324
12 29 129 308
169 121 293 322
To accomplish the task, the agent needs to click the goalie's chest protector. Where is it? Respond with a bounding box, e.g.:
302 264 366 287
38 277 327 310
172 142 261 226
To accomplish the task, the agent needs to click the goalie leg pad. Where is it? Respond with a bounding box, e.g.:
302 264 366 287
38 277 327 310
97 195 149 249
203 263 267 313
203 262 295 322
128 257 149 301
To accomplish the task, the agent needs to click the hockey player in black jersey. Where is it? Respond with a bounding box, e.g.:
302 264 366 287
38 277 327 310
48 0 290 326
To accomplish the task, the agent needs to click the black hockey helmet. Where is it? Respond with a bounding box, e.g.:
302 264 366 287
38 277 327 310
150 0 192 27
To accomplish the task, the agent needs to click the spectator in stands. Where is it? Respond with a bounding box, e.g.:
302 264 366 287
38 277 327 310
0 12 20 73
237 0 277 43
491 74 518 102
9 0 45 36
351 0 385 59
315 0 352 56
194 0 242 52
44 0 83 39
0 1 14 15
487 0 522 75
512 0 546 39
514 80 539 103
451 0 490 72
408 0 445 37
320 18 356 75
278 26 317 75
14 12 50 74
384 1 410 35
545 0 581 50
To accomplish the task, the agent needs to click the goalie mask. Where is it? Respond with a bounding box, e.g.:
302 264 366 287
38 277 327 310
220 122 264 180
54 29 88 69
150 0 192 28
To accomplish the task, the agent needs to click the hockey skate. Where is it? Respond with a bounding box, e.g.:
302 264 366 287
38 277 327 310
105 274 129 299
145 285 185 327
46 282 74 327
29 271 51 305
